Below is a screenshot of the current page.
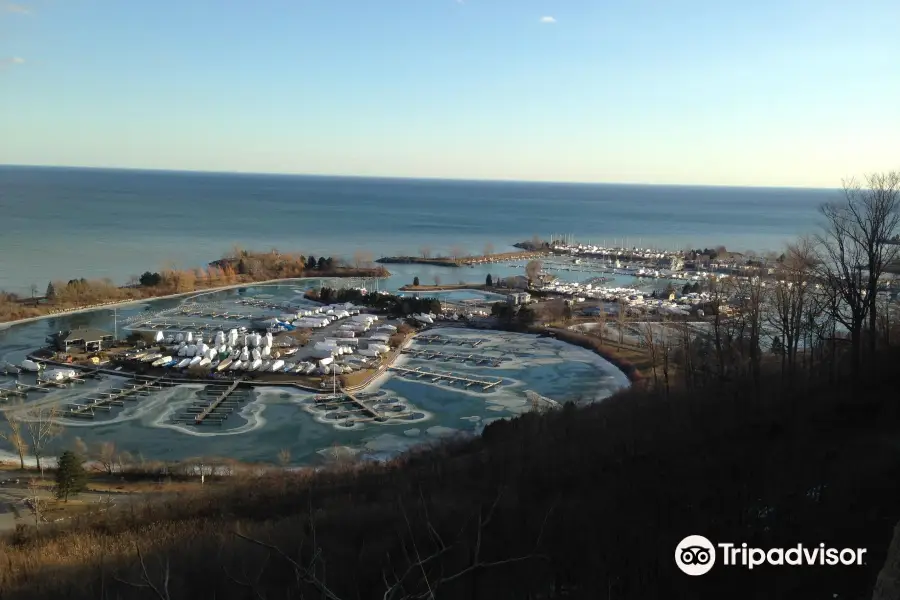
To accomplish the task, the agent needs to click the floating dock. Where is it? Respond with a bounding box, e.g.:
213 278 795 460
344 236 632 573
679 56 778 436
192 379 244 425
64 376 173 418
388 366 501 390
413 334 487 348
402 348 504 366
170 380 250 426
0 387 27 401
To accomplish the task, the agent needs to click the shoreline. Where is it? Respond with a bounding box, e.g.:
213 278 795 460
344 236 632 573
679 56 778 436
0 276 364 331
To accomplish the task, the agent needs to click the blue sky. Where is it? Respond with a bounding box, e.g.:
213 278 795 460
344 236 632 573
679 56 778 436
1 0 898 187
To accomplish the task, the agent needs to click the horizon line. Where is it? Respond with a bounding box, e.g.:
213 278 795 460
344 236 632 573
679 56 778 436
0 162 840 192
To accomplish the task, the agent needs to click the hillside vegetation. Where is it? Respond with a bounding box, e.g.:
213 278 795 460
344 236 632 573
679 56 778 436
0 345 898 600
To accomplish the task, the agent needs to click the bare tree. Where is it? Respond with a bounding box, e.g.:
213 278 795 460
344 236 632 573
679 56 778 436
733 274 766 392
616 300 627 344
483 242 495 257
433 275 442 287
525 260 543 285
816 206 871 382
419 246 432 259
277 448 291 468
0 408 29 470
706 276 729 384
767 238 816 384
674 321 697 390
449 245 466 262
642 322 659 389
842 172 900 356
24 406 62 477
95 440 119 476
658 318 674 399
25 477 49 526
29 283 38 305
352 250 373 269
595 308 607 346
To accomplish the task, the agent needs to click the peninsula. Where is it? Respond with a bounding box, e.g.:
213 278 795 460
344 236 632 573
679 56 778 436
0 249 388 325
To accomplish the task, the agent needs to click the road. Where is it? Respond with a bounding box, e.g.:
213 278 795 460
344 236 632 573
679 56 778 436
0 480 148 532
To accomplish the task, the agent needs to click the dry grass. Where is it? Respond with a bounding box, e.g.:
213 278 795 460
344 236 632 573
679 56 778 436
338 368 380 388
42 499 100 519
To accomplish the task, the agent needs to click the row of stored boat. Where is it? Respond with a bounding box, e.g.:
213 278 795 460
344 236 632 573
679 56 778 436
125 349 366 375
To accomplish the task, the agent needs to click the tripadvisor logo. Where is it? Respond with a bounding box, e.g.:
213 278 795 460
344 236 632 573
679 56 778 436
675 535 867 576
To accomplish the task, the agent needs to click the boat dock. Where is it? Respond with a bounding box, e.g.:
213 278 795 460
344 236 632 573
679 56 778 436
171 380 250 426
326 388 378 418
388 366 502 390
401 348 504 367
64 376 173 418
414 334 487 348
313 388 411 423
0 387 27 401
192 379 244 425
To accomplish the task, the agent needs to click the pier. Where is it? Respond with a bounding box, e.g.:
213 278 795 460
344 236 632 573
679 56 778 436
388 366 501 390
64 376 169 418
0 387 27 401
414 334 487 348
401 348 504 366
312 388 413 422
192 379 244 425
169 381 250 426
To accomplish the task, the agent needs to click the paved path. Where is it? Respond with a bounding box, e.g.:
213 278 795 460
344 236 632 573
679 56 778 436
0 480 147 532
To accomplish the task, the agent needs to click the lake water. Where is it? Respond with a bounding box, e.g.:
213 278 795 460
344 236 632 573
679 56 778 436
0 166 835 295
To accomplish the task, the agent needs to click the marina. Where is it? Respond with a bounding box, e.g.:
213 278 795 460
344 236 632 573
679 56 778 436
0 281 632 464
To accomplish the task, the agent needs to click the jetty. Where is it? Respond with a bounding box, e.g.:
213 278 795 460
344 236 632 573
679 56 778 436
401 348 504 366
388 365 501 390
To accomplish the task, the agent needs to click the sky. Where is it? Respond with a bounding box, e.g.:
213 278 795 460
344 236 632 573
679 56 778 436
1 0 898 187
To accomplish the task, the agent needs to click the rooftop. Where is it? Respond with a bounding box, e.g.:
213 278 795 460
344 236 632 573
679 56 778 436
54 328 114 342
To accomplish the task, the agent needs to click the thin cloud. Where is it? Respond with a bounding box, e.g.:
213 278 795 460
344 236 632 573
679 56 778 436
0 56 25 68
540 16 556 24
2 3 32 14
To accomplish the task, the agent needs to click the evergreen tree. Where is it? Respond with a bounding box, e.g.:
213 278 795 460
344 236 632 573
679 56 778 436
46 281 56 300
307 256 317 270
486 274 493 287
237 258 248 275
413 276 420 286
55 450 87 502
317 257 328 270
